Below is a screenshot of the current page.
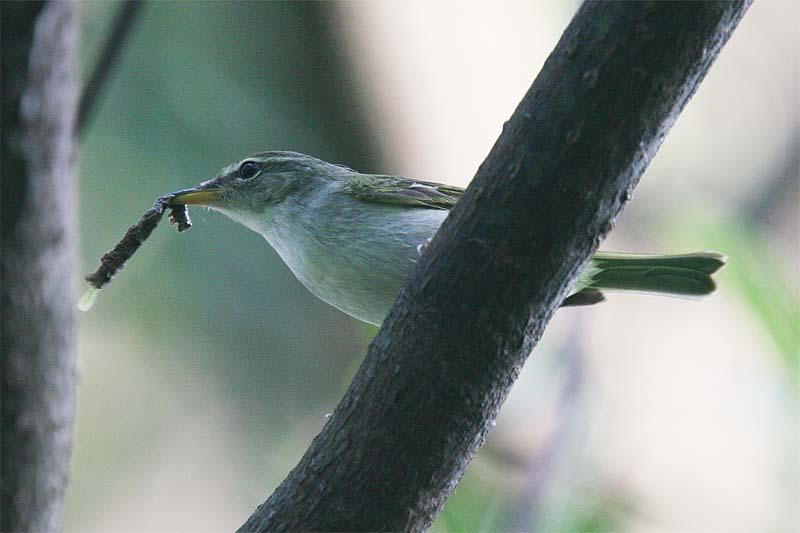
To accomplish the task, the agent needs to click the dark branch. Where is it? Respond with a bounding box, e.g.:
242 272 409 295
76 0 143 137
1 1 79 531
240 2 753 531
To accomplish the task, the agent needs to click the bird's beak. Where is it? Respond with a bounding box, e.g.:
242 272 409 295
169 185 225 206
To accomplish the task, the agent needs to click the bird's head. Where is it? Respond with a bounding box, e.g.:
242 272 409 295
169 151 350 218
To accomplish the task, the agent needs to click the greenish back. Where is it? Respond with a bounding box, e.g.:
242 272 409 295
340 175 463 210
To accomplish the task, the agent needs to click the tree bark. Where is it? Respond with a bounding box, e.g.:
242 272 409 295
240 2 752 531
1 1 79 531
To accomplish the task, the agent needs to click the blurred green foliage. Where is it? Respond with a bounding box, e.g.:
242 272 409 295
703 222 799 379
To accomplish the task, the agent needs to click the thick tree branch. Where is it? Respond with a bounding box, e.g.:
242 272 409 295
1 1 79 531
240 2 752 531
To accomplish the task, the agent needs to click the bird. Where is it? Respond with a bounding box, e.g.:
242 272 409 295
169 151 726 326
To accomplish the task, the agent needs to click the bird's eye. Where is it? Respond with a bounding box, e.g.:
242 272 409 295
238 161 261 180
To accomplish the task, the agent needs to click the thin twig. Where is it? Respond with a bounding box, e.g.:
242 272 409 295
508 318 586 531
76 0 143 137
84 196 190 290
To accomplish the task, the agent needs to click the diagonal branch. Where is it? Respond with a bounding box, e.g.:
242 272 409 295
240 2 753 531
76 0 143 137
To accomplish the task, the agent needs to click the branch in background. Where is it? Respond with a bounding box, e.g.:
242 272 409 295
745 128 800 229
240 2 753 531
76 0 143 137
1 1 79 531
508 321 587 531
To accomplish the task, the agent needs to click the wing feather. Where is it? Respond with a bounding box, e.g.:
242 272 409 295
340 175 463 210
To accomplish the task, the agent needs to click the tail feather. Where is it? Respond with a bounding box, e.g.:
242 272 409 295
565 251 727 307
591 251 726 275
590 264 717 295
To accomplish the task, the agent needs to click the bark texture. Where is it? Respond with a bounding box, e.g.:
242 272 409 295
1 1 79 531
240 2 752 531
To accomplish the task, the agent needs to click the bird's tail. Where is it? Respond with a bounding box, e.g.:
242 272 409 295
563 251 727 307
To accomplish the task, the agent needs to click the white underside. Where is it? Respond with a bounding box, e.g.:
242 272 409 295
216 183 449 325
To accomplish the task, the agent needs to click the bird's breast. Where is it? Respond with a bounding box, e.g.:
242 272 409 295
265 201 448 325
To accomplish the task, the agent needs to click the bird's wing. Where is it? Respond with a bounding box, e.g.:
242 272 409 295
340 174 463 210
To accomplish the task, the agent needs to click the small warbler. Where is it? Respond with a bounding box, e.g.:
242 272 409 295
169 151 725 326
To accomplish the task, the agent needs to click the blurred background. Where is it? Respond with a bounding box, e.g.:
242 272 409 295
70 2 798 531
